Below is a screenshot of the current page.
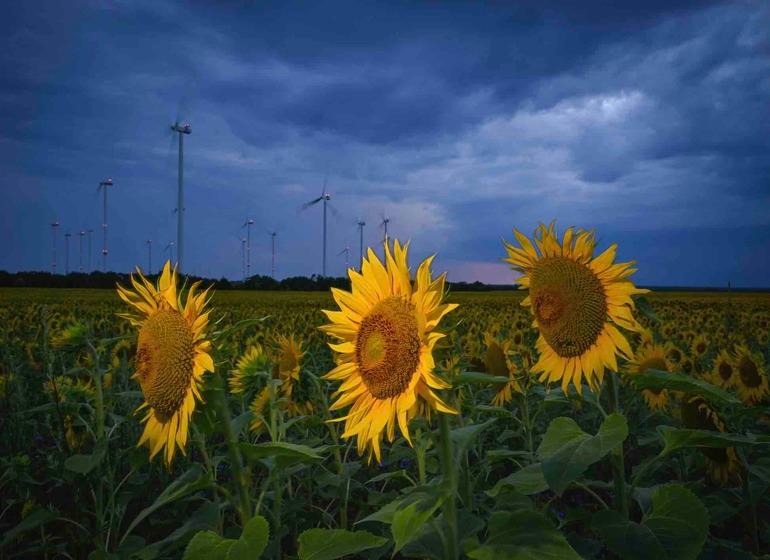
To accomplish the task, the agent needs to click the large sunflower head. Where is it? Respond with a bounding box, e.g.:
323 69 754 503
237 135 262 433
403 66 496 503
680 396 741 485
117 261 214 466
732 345 769 405
320 239 458 463
503 222 647 394
626 345 671 411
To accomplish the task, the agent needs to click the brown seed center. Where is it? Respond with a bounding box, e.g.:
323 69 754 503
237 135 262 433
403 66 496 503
355 296 421 399
136 309 194 422
738 356 761 388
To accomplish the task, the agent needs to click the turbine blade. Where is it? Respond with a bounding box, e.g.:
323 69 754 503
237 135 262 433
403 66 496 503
300 197 323 211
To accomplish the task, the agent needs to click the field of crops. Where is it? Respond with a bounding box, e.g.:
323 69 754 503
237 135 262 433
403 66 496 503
1 272 770 558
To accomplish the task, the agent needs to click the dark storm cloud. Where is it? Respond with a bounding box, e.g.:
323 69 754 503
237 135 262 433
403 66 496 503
0 0 767 285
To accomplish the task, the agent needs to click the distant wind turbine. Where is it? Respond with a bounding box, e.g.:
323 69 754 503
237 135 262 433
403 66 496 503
242 217 255 278
356 219 366 270
300 177 336 276
64 232 72 275
50 220 60 274
337 245 350 273
79 230 85 272
97 177 114 271
86 229 93 271
164 241 175 265
240 238 247 280
268 230 277 278
146 239 153 274
170 118 192 272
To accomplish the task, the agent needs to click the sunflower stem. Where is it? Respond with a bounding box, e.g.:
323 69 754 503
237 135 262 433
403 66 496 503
605 372 628 518
438 412 459 560
213 374 251 525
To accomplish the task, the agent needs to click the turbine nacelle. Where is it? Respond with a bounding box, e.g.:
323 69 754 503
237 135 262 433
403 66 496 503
171 123 192 134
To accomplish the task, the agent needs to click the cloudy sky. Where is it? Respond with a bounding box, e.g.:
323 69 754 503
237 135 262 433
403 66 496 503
1 1 768 286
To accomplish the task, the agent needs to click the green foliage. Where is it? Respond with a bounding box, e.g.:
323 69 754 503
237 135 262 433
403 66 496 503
297 528 388 559
184 515 269 560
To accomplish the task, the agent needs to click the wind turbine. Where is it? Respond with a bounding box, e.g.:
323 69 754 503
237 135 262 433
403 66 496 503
380 214 390 243
242 217 255 278
300 178 334 276
79 231 85 272
164 241 175 265
170 119 192 272
337 246 350 274
50 220 60 273
146 239 152 274
97 177 114 271
64 232 71 274
268 230 277 278
86 229 93 271
240 238 247 280
356 219 366 270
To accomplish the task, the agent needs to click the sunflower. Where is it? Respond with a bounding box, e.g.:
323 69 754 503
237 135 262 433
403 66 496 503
680 396 740 484
320 239 458 463
230 344 270 395
733 345 769 405
117 261 214 466
626 345 671 411
274 335 313 416
711 350 736 388
691 335 709 359
249 387 272 433
483 332 522 406
665 343 684 366
502 222 646 394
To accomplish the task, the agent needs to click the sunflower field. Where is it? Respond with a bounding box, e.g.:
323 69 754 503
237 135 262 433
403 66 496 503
1 226 770 559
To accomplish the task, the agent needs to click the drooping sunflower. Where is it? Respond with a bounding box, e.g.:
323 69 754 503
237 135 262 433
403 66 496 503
230 344 270 395
680 396 740 485
117 261 214 465
274 334 313 416
733 345 769 405
711 350 736 388
483 332 522 406
320 239 458 463
502 223 647 394
626 345 671 411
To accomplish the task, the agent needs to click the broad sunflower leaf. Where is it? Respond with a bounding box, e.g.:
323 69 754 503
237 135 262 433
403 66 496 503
227 515 269 560
297 528 388 560
238 441 324 469
592 484 708 560
537 413 628 495
454 371 511 387
657 427 770 457
487 463 548 497
0 508 57 548
391 497 443 554
467 510 581 560
182 531 235 560
631 370 740 404
138 502 219 559
64 438 107 475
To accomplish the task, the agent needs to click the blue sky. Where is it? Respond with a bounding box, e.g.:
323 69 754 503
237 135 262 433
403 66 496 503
1 1 768 286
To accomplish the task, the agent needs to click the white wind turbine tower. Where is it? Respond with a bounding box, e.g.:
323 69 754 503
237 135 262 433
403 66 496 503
97 177 114 271
356 219 366 270
64 232 71 274
240 238 247 280
337 246 350 274
300 178 335 276
79 231 85 272
146 239 153 274
50 220 60 273
242 217 255 278
164 241 175 265
379 214 391 257
268 230 278 278
170 118 192 272
86 229 93 271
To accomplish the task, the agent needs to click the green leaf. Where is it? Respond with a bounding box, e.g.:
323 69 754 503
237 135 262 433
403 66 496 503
592 484 708 560
122 466 211 542
64 438 107 475
467 510 581 559
227 515 269 560
631 370 740 404
451 419 497 458
487 463 548 497
633 296 659 323
238 441 324 469
297 528 388 560
538 413 628 495
1 508 57 548
454 371 511 387
183 532 235 560
138 502 219 559
658 427 770 457
391 498 443 554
